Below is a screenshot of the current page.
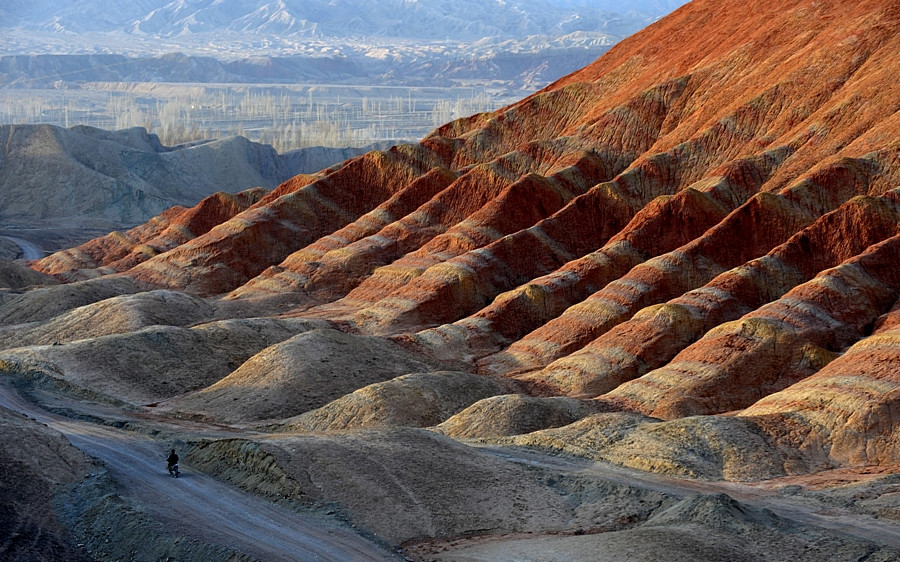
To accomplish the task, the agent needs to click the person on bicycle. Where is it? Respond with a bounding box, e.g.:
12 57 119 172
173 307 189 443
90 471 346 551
167 449 179 475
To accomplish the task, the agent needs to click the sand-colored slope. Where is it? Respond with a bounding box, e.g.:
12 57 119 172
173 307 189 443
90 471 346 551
164 328 444 422
0 317 329 405
280 371 513 432
436 394 606 439
427 492 900 562
499 411 786 481
187 428 631 547
0 258 58 290
0 277 139 326
0 290 214 349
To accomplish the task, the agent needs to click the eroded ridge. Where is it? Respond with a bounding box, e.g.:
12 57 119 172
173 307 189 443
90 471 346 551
11 0 900 486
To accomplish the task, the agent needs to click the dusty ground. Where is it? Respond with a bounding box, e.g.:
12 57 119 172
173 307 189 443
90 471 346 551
1 366 898 562
0 402 92 561
0 377 400 561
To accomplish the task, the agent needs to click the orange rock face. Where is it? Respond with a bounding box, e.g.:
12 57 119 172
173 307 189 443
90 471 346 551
33 0 900 471
32 188 268 282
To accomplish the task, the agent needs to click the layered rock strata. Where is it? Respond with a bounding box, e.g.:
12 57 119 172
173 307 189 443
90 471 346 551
15 0 900 478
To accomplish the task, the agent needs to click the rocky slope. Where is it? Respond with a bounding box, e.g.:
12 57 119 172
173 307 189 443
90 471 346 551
0 124 376 233
0 404 93 561
0 0 892 528
0 258 58 289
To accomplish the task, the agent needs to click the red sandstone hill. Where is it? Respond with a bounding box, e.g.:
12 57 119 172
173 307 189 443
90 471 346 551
30 0 900 472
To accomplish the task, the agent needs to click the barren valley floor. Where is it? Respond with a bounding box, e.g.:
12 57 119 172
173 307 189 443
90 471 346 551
1 371 898 561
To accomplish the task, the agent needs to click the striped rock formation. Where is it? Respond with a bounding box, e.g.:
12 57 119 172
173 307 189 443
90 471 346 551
22 0 900 477
33 188 269 282
738 314 900 468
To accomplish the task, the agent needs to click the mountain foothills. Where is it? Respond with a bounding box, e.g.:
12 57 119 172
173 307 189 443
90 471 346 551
3 0 900 559
0 123 378 232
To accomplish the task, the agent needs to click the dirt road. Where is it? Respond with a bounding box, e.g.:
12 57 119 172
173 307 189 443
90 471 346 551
3 376 898 560
480 446 900 549
0 381 399 561
0 235 45 260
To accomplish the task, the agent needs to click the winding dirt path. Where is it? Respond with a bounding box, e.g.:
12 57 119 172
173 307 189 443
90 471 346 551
0 235 45 260
480 446 900 549
0 381 399 561
3 376 897 559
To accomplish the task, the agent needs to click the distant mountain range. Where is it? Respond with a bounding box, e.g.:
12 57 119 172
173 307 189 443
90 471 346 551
0 0 689 89
1 1 687 40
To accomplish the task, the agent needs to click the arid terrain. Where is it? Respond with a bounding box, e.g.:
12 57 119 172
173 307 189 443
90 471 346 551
1 0 899 560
